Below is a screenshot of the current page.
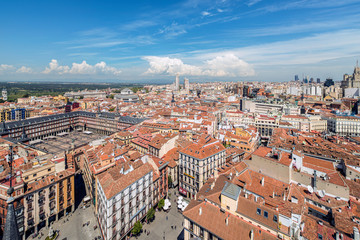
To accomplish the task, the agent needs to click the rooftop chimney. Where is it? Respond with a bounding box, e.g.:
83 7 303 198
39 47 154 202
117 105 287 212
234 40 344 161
250 229 254 240
261 177 264 186
225 215 229 226
199 207 202 216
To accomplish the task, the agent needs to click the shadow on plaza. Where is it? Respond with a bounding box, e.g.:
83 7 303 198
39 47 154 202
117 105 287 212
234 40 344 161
177 229 184 240
74 173 87 209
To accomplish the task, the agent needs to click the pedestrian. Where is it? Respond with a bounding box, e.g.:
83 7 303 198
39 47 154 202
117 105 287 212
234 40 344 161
166 216 168 220
175 226 176 230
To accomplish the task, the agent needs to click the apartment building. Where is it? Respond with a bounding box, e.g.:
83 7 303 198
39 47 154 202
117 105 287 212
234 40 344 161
281 115 327 132
145 155 169 204
148 133 178 158
23 168 75 238
254 115 279 138
179 135 225 199
223 127 259 153
96 160 153 240
0 108 29 122
325 115 360 136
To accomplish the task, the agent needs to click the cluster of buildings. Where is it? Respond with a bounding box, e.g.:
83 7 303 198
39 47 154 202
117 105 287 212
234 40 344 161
3 65 360 239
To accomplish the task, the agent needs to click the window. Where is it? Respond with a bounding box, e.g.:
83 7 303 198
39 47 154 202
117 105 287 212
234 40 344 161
318 234 323 240
273 215 278 222
256 208 261 215
226 206 230 210
33 174 37 177
264 211 268 218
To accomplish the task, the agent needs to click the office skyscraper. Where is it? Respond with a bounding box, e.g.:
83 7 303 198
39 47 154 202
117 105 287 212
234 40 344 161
184 78 189 94
175 74 180 91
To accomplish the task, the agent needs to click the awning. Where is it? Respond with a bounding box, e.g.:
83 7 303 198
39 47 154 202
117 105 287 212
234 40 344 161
179 187 187 196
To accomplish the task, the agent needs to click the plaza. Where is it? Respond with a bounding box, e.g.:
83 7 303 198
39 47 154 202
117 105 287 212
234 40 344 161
131 189 185 240
33 131 104 154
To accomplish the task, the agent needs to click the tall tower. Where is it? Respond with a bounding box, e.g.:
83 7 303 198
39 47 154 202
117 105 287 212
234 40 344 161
2 89 7 101
184 78 189 94
175 74 180 91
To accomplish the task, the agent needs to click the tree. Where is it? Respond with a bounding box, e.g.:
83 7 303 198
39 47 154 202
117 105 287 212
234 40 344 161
109 107 115 112
168 175 173 188
79 96 84 99
131 221 142 235
157 198 165 210
146 207 155 222
108 94 114 99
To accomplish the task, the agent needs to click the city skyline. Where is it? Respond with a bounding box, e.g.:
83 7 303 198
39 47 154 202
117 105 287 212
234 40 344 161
1 0 360 82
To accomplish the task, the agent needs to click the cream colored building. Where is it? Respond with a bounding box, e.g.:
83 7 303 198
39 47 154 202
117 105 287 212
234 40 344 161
179 137 225 199
281 115 327 132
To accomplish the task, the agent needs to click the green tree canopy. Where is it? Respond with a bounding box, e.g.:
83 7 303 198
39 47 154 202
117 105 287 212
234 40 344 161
146 207 155 222
157 198 165 210
131 221 142 235
168 175 173 187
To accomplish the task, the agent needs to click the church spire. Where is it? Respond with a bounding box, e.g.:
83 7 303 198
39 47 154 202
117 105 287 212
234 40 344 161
3 145 21 240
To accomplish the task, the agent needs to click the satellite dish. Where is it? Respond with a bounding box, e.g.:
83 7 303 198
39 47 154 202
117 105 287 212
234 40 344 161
307 185 314 193
317 190 325 198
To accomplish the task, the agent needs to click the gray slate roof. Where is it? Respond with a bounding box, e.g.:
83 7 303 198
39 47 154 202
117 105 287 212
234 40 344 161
221 182 241 201
3 200 20 240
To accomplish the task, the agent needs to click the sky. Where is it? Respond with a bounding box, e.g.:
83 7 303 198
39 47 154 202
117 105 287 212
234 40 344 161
1 0 360 83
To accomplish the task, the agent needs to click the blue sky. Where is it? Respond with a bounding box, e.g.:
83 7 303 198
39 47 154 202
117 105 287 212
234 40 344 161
1 0 360 83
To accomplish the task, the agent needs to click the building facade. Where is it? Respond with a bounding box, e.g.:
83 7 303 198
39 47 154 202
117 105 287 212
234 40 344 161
96 161 153 240
179 136 225 198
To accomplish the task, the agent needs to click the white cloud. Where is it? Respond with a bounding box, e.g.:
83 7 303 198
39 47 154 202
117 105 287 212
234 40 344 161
16 66 33 73
143 56 202 75
158 22 187 38
195 29 360 66
0 64 15 73
42 59 70 74
247 0 262 6
42 59 121 75
203 54 255 77
201 11 211 16
142 54 255 77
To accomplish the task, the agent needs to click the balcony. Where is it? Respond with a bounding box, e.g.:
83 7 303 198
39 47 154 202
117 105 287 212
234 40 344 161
50 203 56 210
27 219 34 226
